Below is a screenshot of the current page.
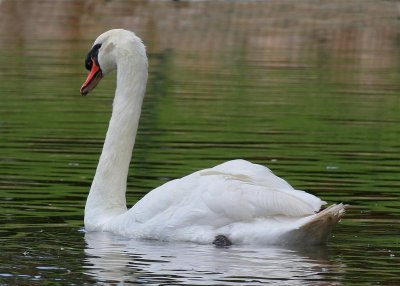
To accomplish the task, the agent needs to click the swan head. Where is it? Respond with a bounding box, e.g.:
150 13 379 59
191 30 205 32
80 29 147 96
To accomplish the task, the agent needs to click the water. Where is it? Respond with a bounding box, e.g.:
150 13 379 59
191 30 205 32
0 0 399 285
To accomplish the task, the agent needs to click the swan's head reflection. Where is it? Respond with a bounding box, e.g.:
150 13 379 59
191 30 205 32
84 232 344 285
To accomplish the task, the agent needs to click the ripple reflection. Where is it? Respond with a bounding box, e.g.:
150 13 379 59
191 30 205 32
84 232 345 285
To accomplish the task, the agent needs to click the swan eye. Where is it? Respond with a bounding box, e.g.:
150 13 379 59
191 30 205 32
85 43 102 71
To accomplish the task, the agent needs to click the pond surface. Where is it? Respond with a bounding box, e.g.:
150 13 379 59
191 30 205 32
0 0 399 285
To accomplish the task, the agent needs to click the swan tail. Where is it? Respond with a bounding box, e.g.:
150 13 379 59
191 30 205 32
284 203 346 245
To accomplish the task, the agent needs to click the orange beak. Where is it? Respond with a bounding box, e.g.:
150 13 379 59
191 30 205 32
80 59 103 96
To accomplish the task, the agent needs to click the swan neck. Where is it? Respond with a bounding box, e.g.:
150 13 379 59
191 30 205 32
85 53 147 228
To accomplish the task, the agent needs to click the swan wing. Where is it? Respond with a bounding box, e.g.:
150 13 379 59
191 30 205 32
129 160 325 228
200 159 325 217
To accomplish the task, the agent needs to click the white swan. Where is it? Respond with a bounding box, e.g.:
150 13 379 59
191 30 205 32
80 29 345 246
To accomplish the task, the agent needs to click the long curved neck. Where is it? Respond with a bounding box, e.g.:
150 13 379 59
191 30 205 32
85 53 148 228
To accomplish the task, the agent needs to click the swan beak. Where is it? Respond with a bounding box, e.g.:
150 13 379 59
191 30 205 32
80 59 103 96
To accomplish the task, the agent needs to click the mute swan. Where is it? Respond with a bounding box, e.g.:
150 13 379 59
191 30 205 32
80 29 345 246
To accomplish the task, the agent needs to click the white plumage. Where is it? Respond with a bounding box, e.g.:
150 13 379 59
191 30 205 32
81 29 345 246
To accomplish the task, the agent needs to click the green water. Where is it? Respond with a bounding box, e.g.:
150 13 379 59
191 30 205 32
1 0 400 285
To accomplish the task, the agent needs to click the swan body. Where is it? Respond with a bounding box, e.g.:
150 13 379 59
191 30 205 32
81 29 344 246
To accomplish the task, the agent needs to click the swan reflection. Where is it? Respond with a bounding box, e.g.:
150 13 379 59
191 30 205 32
84 232 344 285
